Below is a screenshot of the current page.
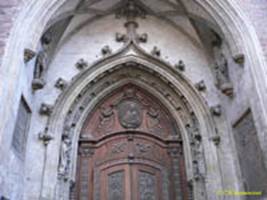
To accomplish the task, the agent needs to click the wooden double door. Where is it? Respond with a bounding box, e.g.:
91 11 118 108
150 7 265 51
73 85 189 200
75 133 189 200
100 161 162 200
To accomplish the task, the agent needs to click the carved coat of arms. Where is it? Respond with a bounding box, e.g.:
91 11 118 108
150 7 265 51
118 100 142 129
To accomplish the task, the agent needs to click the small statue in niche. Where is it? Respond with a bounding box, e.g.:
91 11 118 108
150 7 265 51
212 37 233 97
186 114 206 180
58 132 72 180
97 106 114 132
193 160 203 181
146 107 163 135
32 49 47 90
32 32 52 90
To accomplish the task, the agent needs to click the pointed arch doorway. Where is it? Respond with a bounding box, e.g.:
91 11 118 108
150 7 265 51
74 84 190 200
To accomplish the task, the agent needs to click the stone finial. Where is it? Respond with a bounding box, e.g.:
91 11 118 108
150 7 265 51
24 49 36 63
39 103 53 116
175 60 185 71
233 54 245 65
211 135 221 146
75 59 88 70
32 78 46 90
55 78 68 90
151 46 161 57
39 130 54 146
195 80 206 91
210 105 222 116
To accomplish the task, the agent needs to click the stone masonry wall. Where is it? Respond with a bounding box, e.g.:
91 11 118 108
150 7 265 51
0 1 267 66
0 0 25 64
236 0 267 61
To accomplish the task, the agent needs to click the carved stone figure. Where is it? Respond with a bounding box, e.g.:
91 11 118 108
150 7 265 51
193 160 201 180
32 50 47 90
97 106 114 131
58 134 72 179
213 45 233 96
186 114 206 183
211 135 221 146
146 107 162 134
118 100 142 129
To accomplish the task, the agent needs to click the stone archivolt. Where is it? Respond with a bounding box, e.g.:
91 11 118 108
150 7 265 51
52 54 212 200
33 1 224 199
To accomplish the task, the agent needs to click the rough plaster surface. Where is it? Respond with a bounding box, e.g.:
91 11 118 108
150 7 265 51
0 0 266 200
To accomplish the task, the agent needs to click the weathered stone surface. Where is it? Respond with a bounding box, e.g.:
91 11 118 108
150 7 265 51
0 1 266 200
233 110 267 198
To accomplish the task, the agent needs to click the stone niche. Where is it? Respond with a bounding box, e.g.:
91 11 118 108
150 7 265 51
233 110 267 199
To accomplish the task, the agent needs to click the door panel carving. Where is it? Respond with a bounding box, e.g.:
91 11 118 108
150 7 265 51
108 171 125 200
81 85 179 139
75 85 189 200
76 133 188 200
138 171 157 200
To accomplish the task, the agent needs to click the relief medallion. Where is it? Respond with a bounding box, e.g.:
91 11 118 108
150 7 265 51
118 100 142 129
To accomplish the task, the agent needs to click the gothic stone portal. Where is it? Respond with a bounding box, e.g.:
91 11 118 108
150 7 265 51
74 85 189 200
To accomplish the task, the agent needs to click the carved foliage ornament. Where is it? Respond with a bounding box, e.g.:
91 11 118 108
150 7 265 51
24 48 36 63
75 58 88 70
55 78 68 90
38 130 53 146
39 103 53 116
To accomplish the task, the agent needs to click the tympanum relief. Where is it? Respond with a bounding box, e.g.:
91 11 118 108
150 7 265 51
81 85 177 139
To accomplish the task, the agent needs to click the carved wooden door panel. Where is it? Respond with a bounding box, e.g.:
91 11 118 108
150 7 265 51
77 133 187 200
132 164 161 200
100 165 130 200
73 85 189 200
99 163 161 200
